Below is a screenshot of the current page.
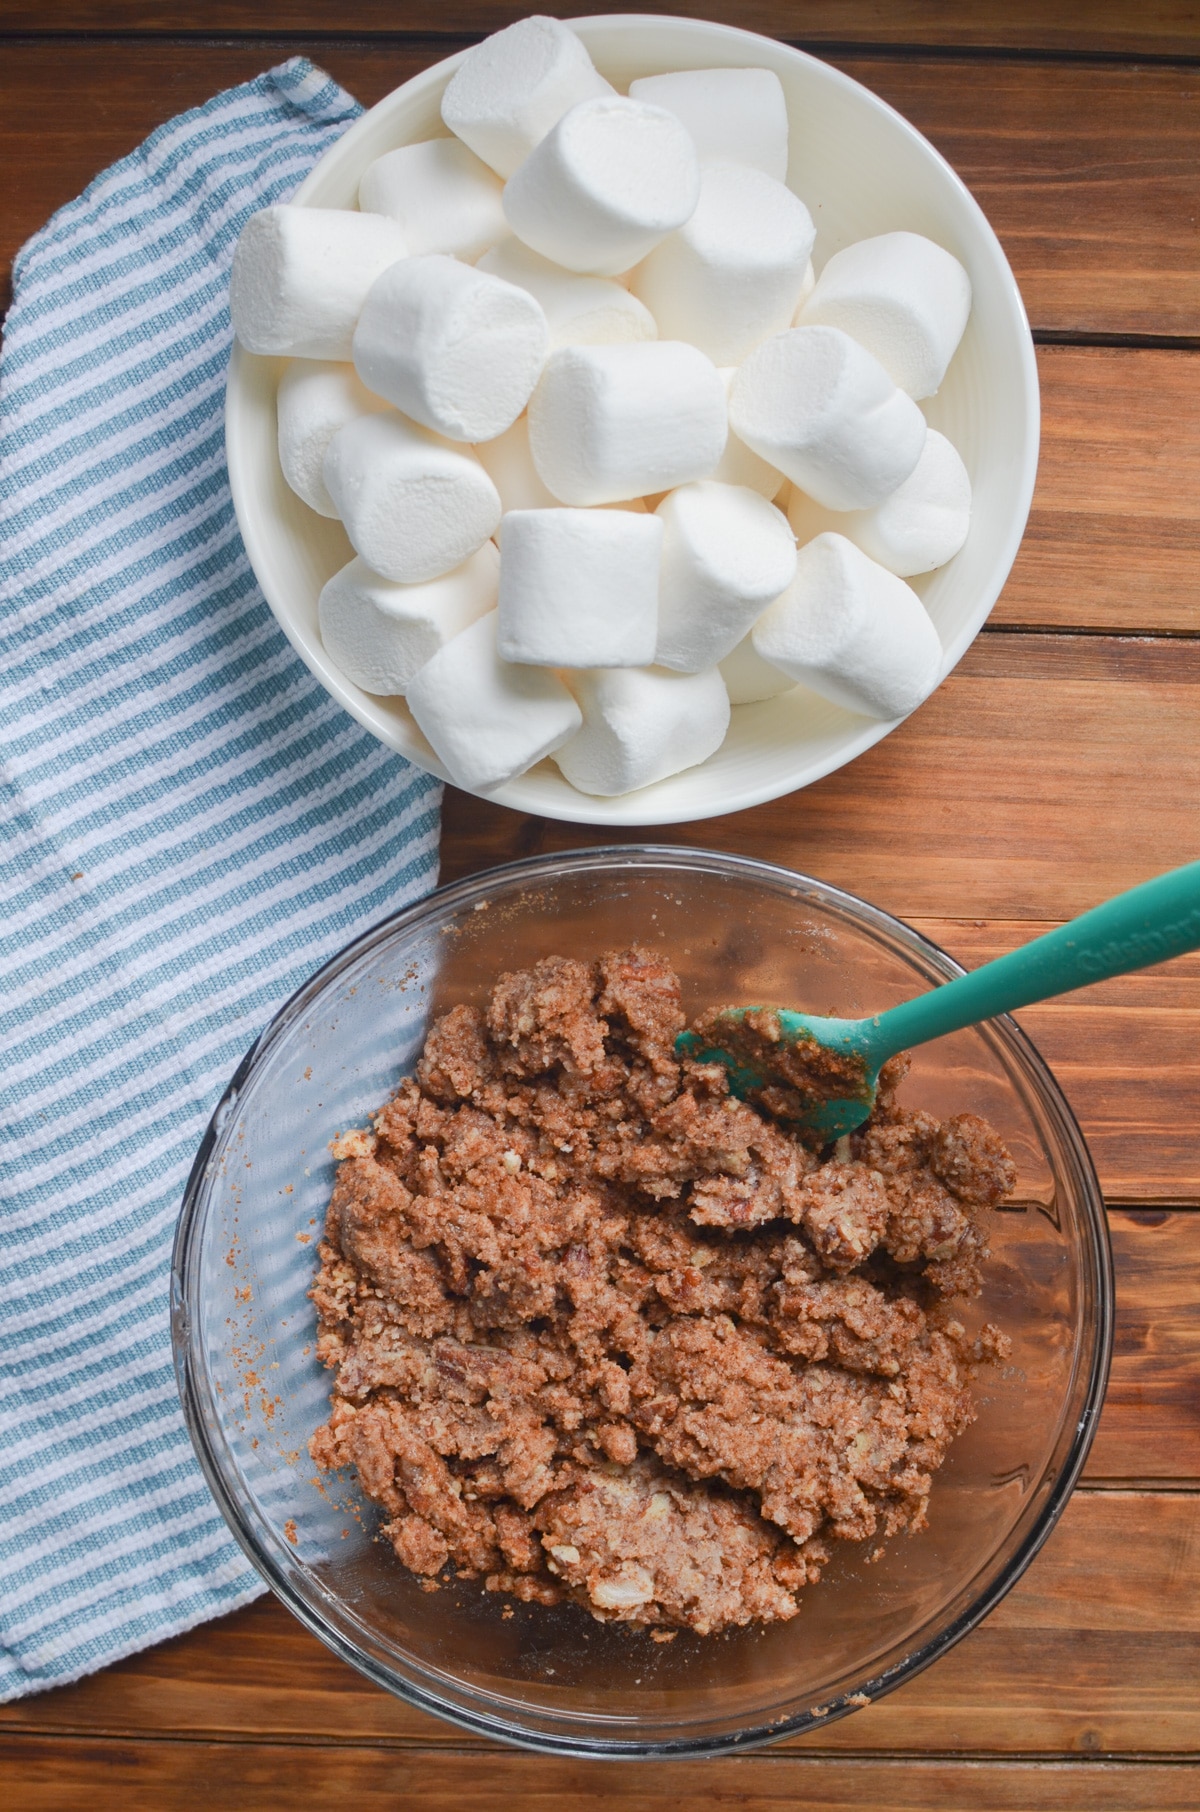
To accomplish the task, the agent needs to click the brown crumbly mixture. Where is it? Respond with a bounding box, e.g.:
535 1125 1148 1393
309 949 1014 1635
690 1004 874 1126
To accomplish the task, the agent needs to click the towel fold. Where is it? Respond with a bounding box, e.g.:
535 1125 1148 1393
0 56 442 1700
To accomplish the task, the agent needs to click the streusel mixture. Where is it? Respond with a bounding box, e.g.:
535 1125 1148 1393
309 948 1013 1634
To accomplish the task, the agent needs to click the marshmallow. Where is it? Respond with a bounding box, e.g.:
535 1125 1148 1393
318 543 499 695
654 481 797 672
555 665 730 796
276 361 390 517
752 532 943 719
730 326 926 510
229 206 408 360
358 138 507 262
787 430 972 577
441 15 613 180
498 508 661 668
352 255 548 443
407 610 582 792
793 259 816 316
630 161 814 364
323 412 501 584
719 634 795 704
473 412 559 511
528 342 727 505
709 368 784 497
799 232 972 399
474 414 646 513
503 96 700 277
478 236 656 347
627 67 790 182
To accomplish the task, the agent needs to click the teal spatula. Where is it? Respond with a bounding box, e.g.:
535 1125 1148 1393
676 860 1200 1140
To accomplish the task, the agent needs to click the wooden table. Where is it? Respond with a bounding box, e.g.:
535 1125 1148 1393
3 3 1200 1805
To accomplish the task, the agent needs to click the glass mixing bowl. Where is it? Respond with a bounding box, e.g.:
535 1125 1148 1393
172 848 1112 1758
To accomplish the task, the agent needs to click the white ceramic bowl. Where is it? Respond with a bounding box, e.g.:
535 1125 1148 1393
226 12 1039 827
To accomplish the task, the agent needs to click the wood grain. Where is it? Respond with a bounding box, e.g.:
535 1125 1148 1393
1095 1210 1200 1474
2 0 1199 58
6 1494 1200 1757
996 346 1200 634
7 1739 1200 1812
1091 1212 1200 1479
835 54 1200 338
0 41 431 307
3 42 1200 336
3 1738 1198 1812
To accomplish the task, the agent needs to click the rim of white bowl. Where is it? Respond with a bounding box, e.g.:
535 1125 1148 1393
225 13 1040 827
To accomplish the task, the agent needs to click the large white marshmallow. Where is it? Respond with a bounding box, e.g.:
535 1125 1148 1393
440 15 613 180
478 236 656 347
352 255 548 444
318 544 499 695
654 481 797 672
630 162 814 364
793 258 816 316
752 532 942 719
358 137 507 262
800 232 972 399
475 412 649 514
719 634 795 704
473 412 560 510
276 360 391 518
627 67 789 182
787 429 972 576
503 95 700 277
498 508 661 668
555 665 730 796
528 341 727 505
323 412 501 584
229 206 408 360
730 325 926 510
407 610 582 792
709 368 785 497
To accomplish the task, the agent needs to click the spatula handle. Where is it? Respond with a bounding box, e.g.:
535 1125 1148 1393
869 859 1200 1060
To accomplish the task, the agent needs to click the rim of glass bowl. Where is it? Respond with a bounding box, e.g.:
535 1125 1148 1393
172 846 1113 1759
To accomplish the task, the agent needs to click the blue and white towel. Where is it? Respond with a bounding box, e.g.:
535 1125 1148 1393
0 59 442 1700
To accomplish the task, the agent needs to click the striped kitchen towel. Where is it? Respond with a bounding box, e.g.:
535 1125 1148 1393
0 58 442 1699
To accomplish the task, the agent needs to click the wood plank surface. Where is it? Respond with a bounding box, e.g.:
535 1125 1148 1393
1094 1221 1200 1476
2 0 1198 59
2 1739 1197 1812
996 346 1200 634
1090 1209 1200 1480
0 42 425 307
2 42 1200 337
6 1493 1200 1756
842 54 1200 339
7 1508 1200 1766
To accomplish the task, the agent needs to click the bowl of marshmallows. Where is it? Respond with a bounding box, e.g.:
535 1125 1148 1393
226 12 1039 824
